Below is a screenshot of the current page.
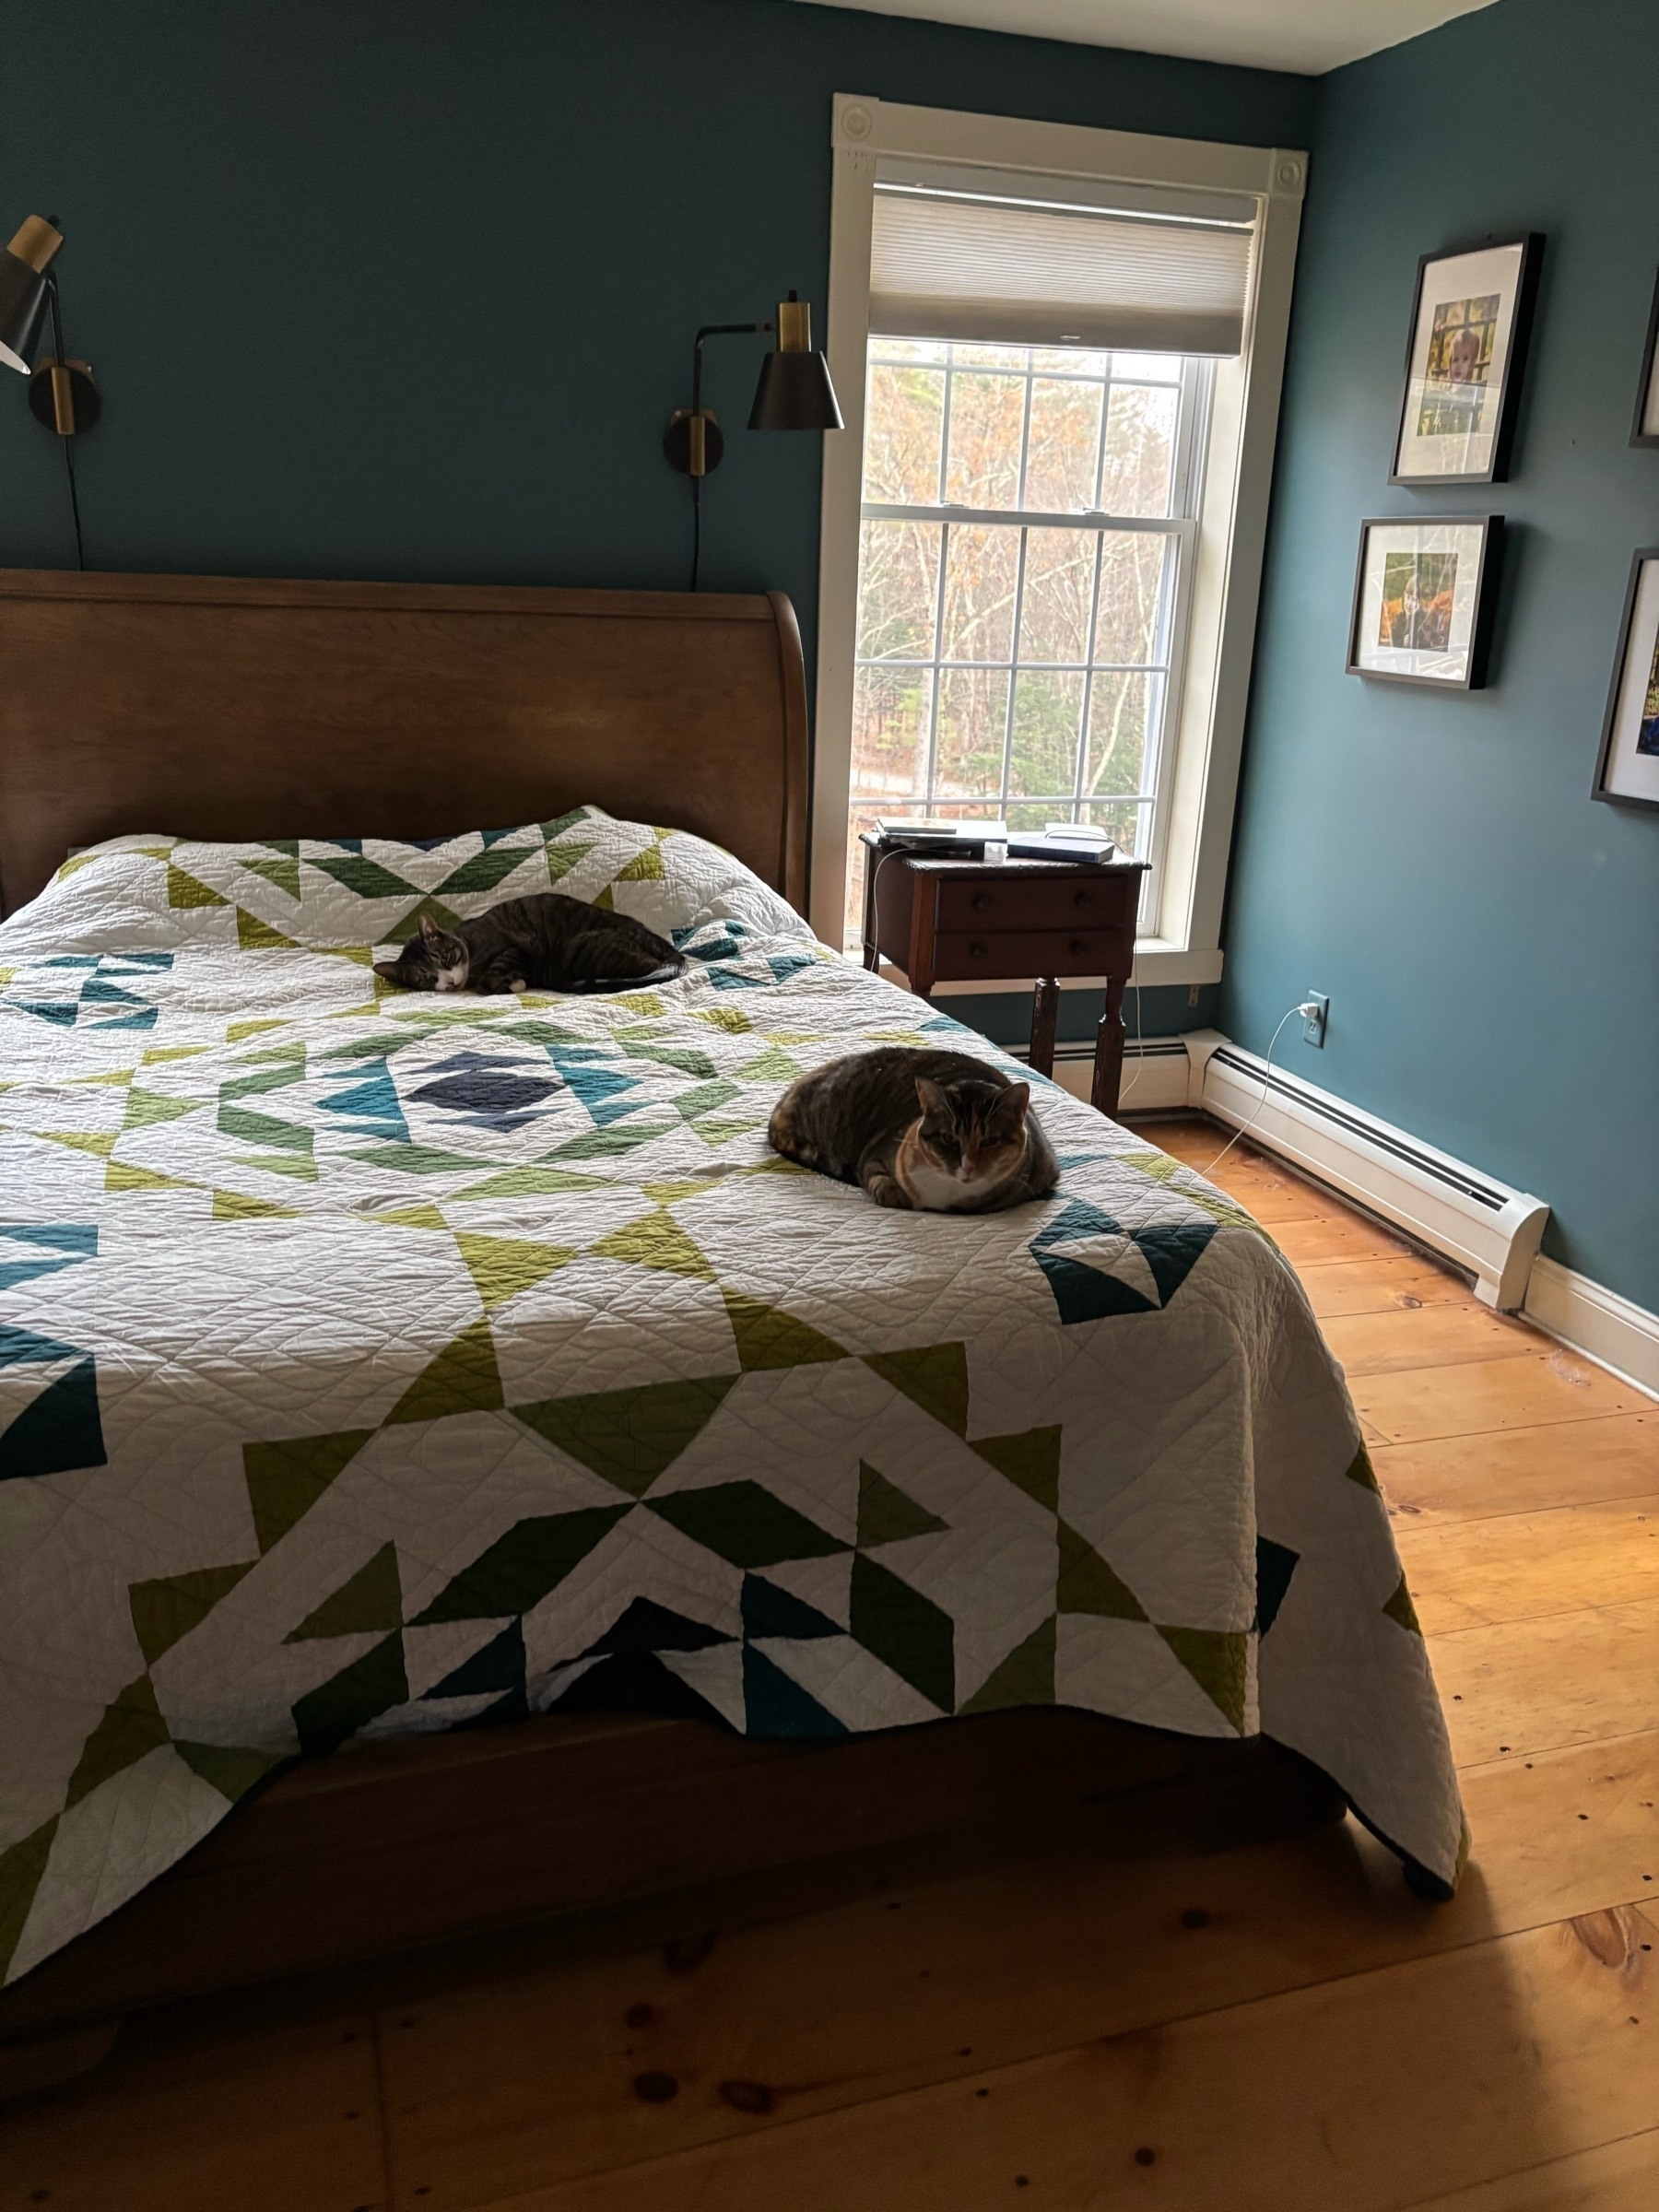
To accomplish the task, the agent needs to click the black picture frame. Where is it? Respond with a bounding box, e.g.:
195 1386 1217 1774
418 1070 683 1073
1346 514 1505 690
1389 233 1544 487
1630 271 1659 449
1592 547 1659 811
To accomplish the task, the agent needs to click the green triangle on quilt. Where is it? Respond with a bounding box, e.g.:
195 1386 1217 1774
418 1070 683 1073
309 853 423 900
692 1006 752 1033
365 1203 451 1230
516 1373 739 1496
1382 1574 1422 1634
386 1318 504 1425
455 1232 577 1308
959 1615 1056 1712
436 842 540 896
225 1019 288 1043
237 908 303 951
384 895 464 944
348 1142 490 1175
412 1503 632 1624
122 1088 203 1129
240 853 301 900
107 1161 199 1194
285 1541 403 1641
722 1289 845 1372
1056 1520 1147 1620
291 1630 408 1758
218 1103 312 1151
167 865 229 909
454 1165 606 1199
244 1429 377 1553
257 839 300 858
732 1047 802 1082
648 1479 847 1570
1157 1625 1248 1733
1345 1443 1382 1493
862 1342 970 1438
591 883 616 911
213 1189 303 1221
230 1153 320 1181
690 1116 766 1147
65 1674 171 1809
848 1551 955 1713
857 1460 947 1547
41 1129 117 1159
69 1067 136 1088
613 834 668 880
547 1123 674 1160
543 838 595 884
0 1816 59 1981
174 1740 284 1802
220 1057 305 1101
591 1210 714 1280
673 1079 742 1123
130 1561 256 1666
969 1427 1062 1513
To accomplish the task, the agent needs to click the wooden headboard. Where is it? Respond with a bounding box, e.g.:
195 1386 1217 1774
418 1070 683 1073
0 570 808 917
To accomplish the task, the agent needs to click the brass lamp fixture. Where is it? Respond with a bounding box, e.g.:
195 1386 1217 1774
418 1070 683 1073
663 290 842 588
0 214 100 568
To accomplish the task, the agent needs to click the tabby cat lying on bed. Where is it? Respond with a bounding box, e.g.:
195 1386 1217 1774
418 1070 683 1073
769 1046 1058 1213
373 895 685 995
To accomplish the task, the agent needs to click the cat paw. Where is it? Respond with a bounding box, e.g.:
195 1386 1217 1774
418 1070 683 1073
508 979 528 994
869 1177 912 1209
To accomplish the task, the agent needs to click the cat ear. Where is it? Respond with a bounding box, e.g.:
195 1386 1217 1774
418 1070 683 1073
372 960 405 982
993 1081 1030 1126
914 1077 949 1120
418 912 442 942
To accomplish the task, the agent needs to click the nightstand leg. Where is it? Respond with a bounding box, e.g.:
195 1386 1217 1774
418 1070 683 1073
862 941 879 973
1029 978 1058 1079
1090 976 1127 1117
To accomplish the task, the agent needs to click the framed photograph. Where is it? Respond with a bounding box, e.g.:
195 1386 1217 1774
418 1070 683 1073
1390 235 1544 485
1593 548 1659 809
1347 515 1504 689
1631 271 1659 447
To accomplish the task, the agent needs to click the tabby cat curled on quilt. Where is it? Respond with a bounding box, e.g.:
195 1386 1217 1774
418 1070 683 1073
372 895 685 995
769 1046 1058 1213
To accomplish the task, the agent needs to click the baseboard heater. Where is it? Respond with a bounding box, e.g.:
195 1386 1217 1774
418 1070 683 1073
1194 1040 1547 1312
1018 1036 1192 1114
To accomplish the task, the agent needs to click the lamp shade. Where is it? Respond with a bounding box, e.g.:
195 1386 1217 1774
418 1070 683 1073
0 216 62 375
747 293 842 432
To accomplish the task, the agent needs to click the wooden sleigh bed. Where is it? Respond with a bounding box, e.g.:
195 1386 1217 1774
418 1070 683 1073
0 569 1343 2077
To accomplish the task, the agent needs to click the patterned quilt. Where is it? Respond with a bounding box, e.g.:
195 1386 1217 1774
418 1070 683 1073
0 809 1465 1984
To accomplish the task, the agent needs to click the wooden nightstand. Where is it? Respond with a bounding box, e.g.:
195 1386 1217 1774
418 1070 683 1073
859 834 1150 1118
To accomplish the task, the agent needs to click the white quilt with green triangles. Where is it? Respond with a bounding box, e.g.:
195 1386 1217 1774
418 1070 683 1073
0 808 1465 1983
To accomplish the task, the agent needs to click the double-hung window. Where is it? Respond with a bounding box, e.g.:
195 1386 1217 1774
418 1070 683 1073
812 101 1307 982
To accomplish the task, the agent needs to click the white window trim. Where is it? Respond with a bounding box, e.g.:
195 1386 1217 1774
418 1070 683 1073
811 95 1308 988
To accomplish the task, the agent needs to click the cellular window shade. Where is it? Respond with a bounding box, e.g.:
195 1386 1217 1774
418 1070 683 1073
869 185 1255 358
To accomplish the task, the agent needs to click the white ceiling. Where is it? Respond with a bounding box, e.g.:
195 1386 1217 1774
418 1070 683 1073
788 0 1501 76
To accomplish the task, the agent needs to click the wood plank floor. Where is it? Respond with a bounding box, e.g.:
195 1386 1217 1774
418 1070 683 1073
5 1118 1657 2212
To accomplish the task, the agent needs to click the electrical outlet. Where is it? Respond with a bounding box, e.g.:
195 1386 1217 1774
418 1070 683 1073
1303 994 1329 1049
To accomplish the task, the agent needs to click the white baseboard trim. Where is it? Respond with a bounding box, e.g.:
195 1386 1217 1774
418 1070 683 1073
1194 1038 1547 1312
1523 1256 1659 1400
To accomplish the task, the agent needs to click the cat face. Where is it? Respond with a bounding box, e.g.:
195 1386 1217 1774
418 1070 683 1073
912 1077 1030 1189
372 912 470 992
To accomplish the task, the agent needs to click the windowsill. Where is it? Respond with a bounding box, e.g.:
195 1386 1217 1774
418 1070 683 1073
865 940 1224 993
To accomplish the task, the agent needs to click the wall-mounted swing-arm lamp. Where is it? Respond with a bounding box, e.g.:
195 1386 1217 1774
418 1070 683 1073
0 214 101 569
663 291 842 590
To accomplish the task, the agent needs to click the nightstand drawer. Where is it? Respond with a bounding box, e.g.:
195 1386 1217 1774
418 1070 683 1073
933 873 1139 933
931 924 1134 981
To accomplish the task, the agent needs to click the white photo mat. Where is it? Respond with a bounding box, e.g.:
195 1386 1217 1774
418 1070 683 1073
1351 519 1489 686
1394 241 1528 482
1599 555 1659 806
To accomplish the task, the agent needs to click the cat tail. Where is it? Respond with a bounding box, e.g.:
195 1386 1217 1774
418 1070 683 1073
567 958 686 995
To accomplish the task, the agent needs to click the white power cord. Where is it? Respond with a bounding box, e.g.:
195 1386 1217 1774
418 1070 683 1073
1199 1000 1323 1177
1115 982 1145 1107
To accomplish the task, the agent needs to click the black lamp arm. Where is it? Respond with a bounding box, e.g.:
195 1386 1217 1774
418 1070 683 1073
688 320 773 417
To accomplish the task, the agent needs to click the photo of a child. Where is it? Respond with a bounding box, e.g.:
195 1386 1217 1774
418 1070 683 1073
1378 551 1457 653
1638 625 1659 757
1415 292 1500 438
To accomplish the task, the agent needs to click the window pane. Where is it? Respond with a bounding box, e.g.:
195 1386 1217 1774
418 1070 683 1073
939 524 1019 665
1084 671 1155 800
934 667 1011 799
944 372 1024 508
1100 382 1178 517
1029 346 1111 379
864 362 945 504
856 521 941 661
950 342 1028 371
1093 533 1172 667
869 338 949 364
852 665 934 805
1019 531 1098 665
1010 669 1085 799
1023 378 1104 514
1080 798 1149 857
1112 350 1183 384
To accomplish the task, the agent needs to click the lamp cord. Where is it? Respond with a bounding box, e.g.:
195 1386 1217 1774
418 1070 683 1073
46 275 86 571
690 476 701 594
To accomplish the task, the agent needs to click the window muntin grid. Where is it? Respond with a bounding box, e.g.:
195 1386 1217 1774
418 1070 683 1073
847 339 1210 951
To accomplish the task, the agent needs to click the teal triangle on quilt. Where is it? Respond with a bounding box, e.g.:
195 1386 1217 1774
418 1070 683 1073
767 952 817 983
2 1226 97 1257
1132 1221 1219 1305
550 1055 643 1127
0 1257 83 1294
741 1643 849 1737
1254 1535 1300 1636
291 1630 409 1756
13 1001 78 1026
411 1503 632 1624
1032 1252 1156 1326
87 1009 159 1032
1030 1197 1124 1253
0 1354 106 1483
79 981 149 1006
427 1617 527 1700
648 1480 847 1570
740 1573 842 1641
849 1552 954 1712
319 1062 408 1138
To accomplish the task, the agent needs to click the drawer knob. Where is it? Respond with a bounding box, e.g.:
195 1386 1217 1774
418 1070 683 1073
971 891 991 912
969 940 986 958
1069 937 1088 958
1074 888 1089 908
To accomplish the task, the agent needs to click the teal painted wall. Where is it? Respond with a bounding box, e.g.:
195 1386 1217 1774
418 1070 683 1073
1225 0 1659 1311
